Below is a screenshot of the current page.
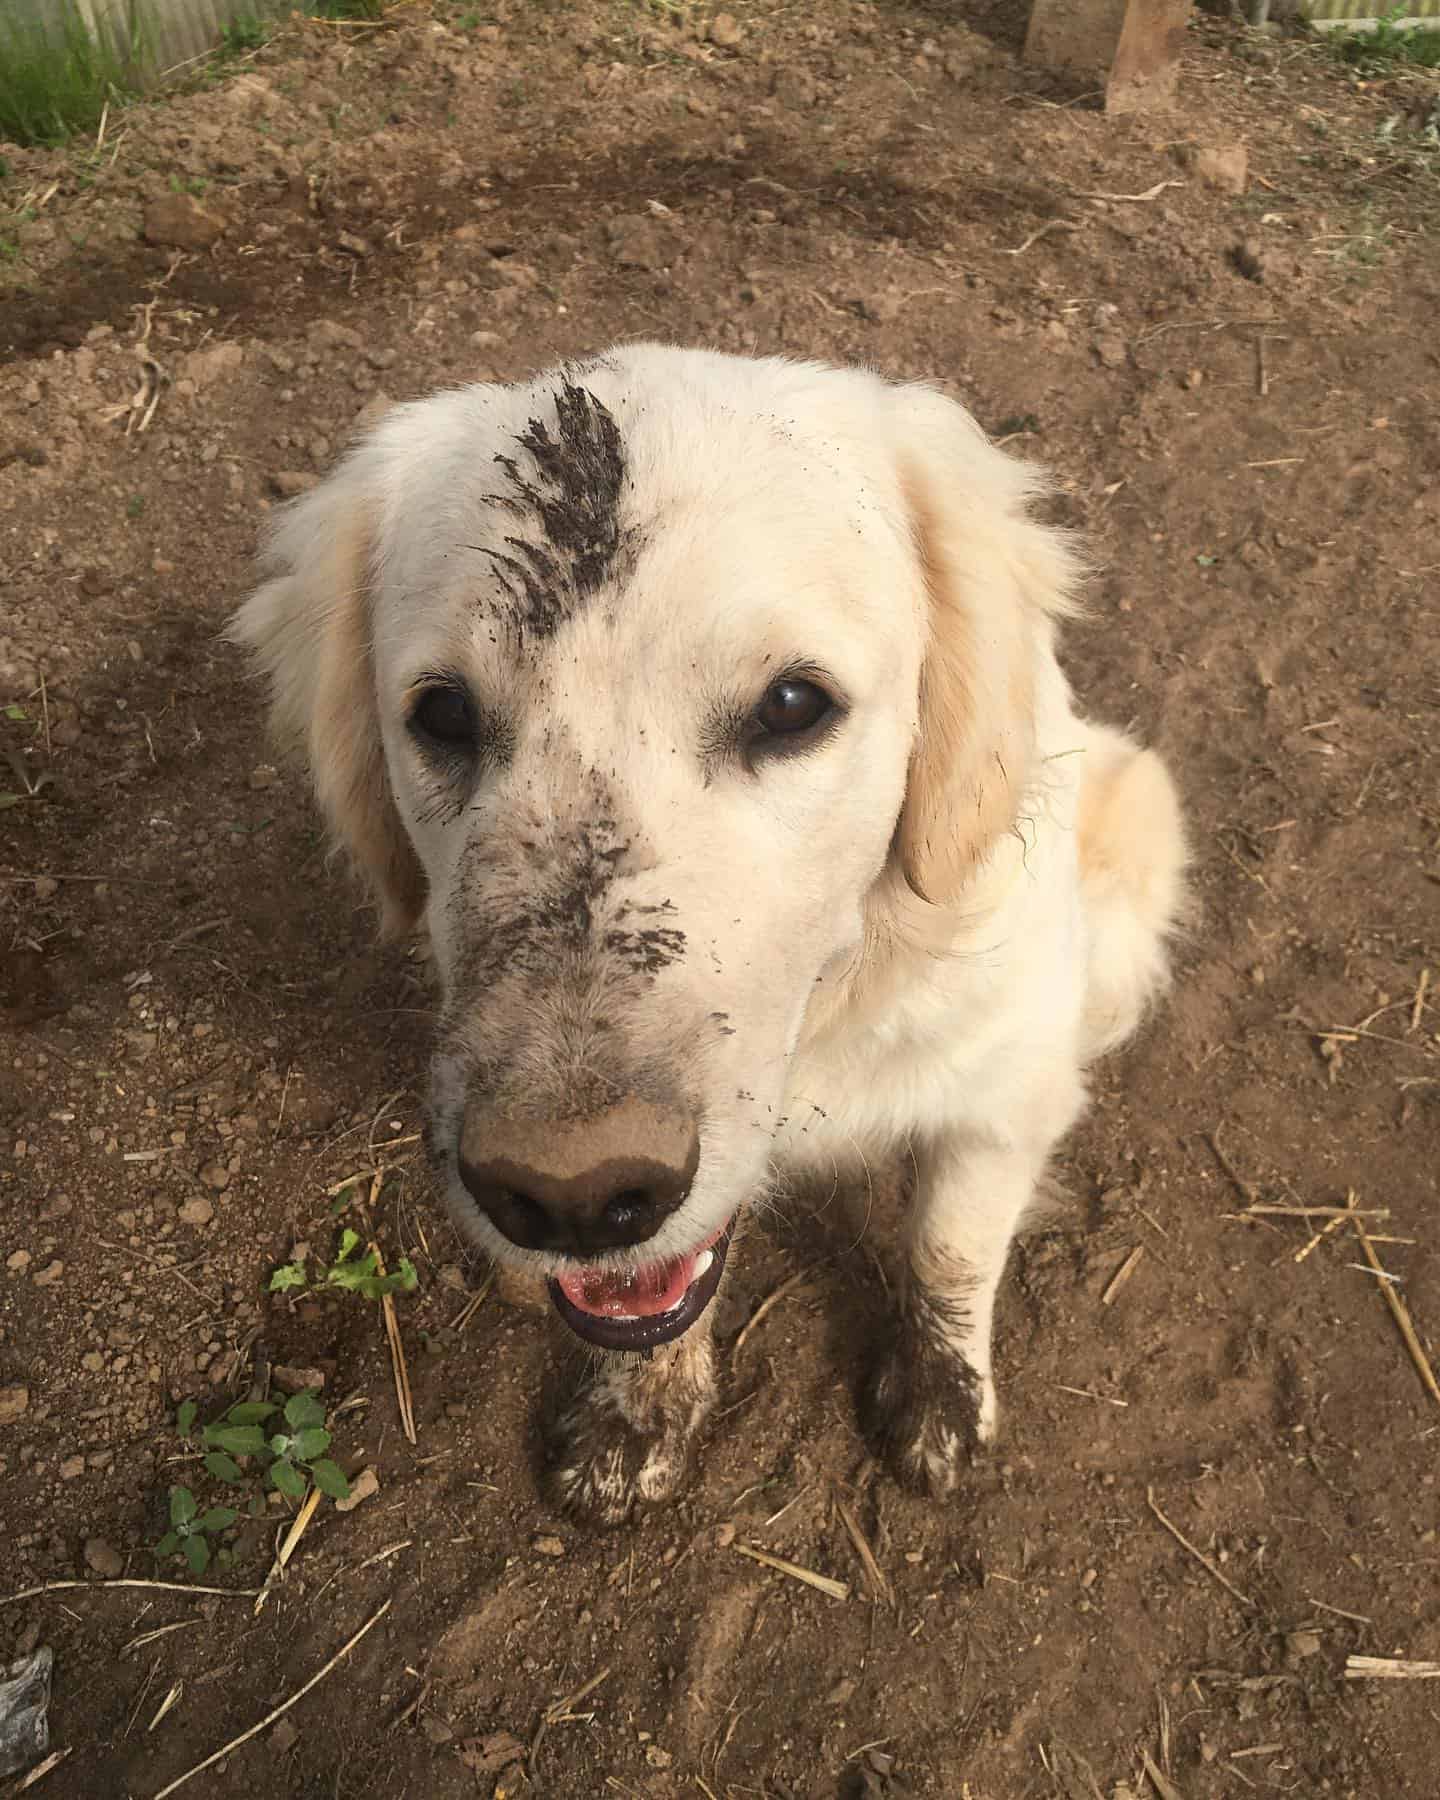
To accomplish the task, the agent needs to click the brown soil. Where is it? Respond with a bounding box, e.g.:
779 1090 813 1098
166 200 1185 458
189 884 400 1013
2 5 1439 1797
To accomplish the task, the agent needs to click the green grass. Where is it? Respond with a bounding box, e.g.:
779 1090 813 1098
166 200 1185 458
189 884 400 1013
0 0 389 148
1329 9 1440 71
308 0 387 18
219 14 270 55
0 0 144 147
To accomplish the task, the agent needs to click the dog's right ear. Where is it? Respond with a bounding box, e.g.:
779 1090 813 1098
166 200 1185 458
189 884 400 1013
228 459 426 937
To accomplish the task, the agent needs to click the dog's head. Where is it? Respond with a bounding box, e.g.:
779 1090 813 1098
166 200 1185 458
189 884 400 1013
231 345 1079 1350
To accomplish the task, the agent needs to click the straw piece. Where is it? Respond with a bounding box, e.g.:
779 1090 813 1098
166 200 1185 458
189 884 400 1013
834 1493 894 1608
1146 1487 1255 1611
370 1241 417 1444
733 1542 850 1601
150 1600 392 1799
2 1578 257 1609
1102 1246 1144 1306
1349 1208 1440 1410
732 1269 815 1362
1141 1747 1186 1800
1345 1655 1440 1681
255 1484 323 1616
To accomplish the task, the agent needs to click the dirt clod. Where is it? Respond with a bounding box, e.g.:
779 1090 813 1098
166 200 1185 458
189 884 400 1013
82 1538 123 1578
142 194 229 250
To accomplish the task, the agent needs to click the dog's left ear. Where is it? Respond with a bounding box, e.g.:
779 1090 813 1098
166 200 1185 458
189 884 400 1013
889 384 1084 906
228 443 427 937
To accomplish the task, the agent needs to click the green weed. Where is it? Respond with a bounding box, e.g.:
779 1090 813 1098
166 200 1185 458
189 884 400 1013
308 0 387 19
154 1484 237 1575
176 1391 351 1504
219 14 269 56
270 1227 418 1303
0 0 144 148
1329 9 1440 71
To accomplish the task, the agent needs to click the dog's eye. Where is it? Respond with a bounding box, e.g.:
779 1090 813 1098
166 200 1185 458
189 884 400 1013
754 678 833 738
410 686 476 750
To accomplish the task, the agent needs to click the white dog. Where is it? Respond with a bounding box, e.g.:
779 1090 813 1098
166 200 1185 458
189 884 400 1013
232 344 1186 1523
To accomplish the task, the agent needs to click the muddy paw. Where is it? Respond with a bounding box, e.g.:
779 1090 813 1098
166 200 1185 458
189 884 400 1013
544 1341 716 1527
866 1338 987 1500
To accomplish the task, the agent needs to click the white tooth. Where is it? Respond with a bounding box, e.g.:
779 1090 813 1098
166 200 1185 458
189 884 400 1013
692 1249 714 1280
614 1313 640 1322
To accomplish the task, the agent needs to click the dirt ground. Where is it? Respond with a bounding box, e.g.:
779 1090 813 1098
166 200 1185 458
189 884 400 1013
2 3 1438 1795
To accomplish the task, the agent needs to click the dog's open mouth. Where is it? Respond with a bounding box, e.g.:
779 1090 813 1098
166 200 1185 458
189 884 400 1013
548 1217 734 1352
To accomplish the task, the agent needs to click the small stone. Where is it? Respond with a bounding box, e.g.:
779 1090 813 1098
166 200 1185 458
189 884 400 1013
309 319 365 353
143 193 228 249
826 1677 857 1707
645 1745 674 1769
272 1365 325 1394
1183 367 1204 390
532 1534 565 1558
84 1537 124 1577
715 1521 736 1549
81 1351 104 1373
199 1162 230 1192
420 1714 455 1745
270 1717 299 1753
33 1260 64 1287
1091 332 1127 369
181 342 245 389
1193 144 1248 195
60 1454 86 1479
269 470 318 498
605 214 678 272
1231 238 1268 282
178 1196 214 1228
248 764 277 791
709 11 743 47
6 1250 31 1273
334 1466 380 1513
459 1731 526 1776
1286 1629 1323 1662
0 1385 28 1424
33 876 59 900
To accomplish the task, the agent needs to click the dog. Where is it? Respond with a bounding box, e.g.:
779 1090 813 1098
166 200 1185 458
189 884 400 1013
232 344 1187 1524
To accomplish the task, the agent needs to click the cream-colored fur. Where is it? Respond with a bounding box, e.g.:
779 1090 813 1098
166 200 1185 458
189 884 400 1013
232 344 1187 1516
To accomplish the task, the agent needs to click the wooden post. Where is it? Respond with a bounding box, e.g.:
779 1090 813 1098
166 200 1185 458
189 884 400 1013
1024 0 1192 114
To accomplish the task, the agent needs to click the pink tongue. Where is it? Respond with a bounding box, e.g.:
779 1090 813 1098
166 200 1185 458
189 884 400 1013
558 1252 697 1319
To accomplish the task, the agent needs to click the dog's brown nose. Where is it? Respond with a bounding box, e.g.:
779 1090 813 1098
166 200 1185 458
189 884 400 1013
457 1097 700 1257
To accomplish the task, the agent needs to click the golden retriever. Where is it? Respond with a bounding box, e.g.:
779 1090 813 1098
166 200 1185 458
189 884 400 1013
232 345 1187 1523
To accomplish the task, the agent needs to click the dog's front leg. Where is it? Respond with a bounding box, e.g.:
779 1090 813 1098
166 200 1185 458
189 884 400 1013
545 1319 718 1527
868 1133 1047 1497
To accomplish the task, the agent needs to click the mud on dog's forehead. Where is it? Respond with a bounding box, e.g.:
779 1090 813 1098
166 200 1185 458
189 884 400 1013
370 353 926 669
482 380 630 642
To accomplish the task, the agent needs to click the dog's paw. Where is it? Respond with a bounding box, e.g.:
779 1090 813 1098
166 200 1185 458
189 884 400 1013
866 1339 989 1500
545 1343 716 1527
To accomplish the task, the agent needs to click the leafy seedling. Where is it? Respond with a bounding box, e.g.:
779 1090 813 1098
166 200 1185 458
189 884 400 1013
182 1393 350 1502
264 1390 350 1501
325 1229 418 1301
154 1485 237 1576
269 1228 418 1303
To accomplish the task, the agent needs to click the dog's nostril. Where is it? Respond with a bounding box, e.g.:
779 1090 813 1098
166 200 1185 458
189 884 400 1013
504 1191 550 1242
602 1188 651 1231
